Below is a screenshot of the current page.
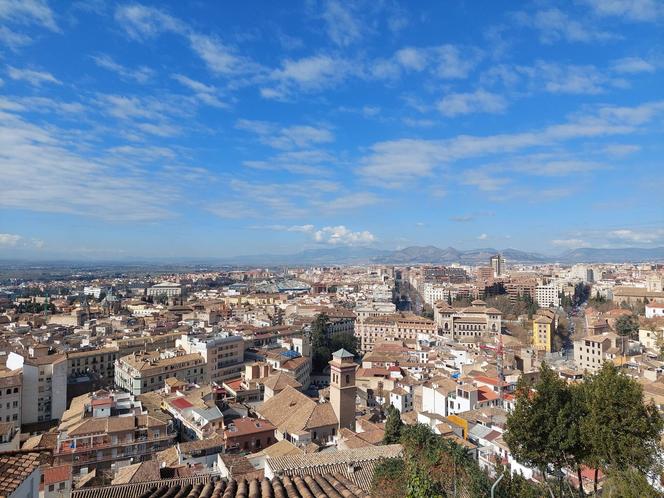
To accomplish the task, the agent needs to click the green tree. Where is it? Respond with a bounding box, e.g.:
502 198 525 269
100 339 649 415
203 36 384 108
615 313 640 340
602 468 660 498
581 362 664 495
383 405 404 444
505 364 586 496
329 331 358 356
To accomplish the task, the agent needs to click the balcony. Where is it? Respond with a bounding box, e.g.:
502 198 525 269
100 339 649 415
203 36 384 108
56 433 175 455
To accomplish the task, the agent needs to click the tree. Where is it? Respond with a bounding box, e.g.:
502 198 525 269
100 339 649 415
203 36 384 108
615 313 640 355
383 405 404 444
615 313 639 340
572 283 590 307
310 313 358 372
329 331 358 356
581 362 664 494
602 468 660 498
505 364 586 496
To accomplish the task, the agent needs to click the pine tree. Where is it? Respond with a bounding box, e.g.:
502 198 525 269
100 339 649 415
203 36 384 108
581 362 664 494
505 364 586 496
383 405 404 444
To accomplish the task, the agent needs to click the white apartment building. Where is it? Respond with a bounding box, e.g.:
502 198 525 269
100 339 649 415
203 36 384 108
389 385 413 413
646 303 664 319
176 333 245 383
7 348 67 424
535 282 560 308
0 369 22 427
423 283 456 307
83 286 104 298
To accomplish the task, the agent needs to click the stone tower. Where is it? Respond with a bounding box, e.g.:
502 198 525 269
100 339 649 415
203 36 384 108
329 349 357 431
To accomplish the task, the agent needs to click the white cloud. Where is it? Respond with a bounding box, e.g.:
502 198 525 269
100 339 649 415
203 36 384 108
114 4 261 78
92 54 154 83
0 233 21 247
235 119 334 150
477 233 488 240
172 74 227 108
376 44 483 81
314 225 375 246
437 90 507 117
0 0 59 32
580 0 664 22
608 228 664 244
320 0 362 47
551 238 591 248
0 103 204 221
0 25 31 48
395 47 427 71
611 57 656 74
114 4 184 40
514 8 615 44
462 171 509 191
265 54 351 98
603 144 641 156
187 33 259 76
259 223 375 246
357 100 664 186
7 66 60 86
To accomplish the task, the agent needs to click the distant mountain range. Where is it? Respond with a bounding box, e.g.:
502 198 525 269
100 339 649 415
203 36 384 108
3 245 663 267
216 245 664 266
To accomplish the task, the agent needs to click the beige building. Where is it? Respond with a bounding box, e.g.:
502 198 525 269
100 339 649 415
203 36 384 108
612 286 664 305
433 299 502 341
114 349 206 395
573 332 621 373
54 390 175 476
66 347 118 385
355 313 436 353
147 282 182 297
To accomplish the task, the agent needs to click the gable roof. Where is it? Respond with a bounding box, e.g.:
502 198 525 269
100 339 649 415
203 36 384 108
256 386 337 434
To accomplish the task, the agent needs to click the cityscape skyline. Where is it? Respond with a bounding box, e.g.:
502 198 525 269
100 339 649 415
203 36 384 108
1 1 663 260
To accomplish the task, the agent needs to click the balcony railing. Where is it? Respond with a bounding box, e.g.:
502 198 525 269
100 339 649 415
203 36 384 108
56 433 175 454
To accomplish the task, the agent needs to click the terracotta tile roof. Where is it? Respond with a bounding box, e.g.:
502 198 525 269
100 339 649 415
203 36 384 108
0 451 45 497
22 432 57 451
111 460 160 485
263 371 302 391
178 436 225 455
256 386 338 434
71 474 369 498
44 464 72 486
267 444 402 492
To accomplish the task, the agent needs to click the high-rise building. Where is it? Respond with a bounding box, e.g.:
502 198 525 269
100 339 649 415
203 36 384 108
489 255 506 277
329 349 357 431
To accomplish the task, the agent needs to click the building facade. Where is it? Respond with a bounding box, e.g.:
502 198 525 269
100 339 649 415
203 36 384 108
176 333 245 384
434 300 502 341
114 349 206 395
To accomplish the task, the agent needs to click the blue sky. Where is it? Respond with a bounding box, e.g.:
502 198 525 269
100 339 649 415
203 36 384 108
0 0 663 260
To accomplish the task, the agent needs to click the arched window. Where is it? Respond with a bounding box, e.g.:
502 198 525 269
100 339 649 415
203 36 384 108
346 374 350 384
